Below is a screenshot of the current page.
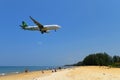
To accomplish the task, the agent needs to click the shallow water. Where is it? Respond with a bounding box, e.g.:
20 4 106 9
0 66 56 75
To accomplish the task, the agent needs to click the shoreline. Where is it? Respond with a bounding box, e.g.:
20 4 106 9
0 66 60 76
0 69 53 80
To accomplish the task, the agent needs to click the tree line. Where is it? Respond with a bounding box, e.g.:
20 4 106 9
71 52 120 67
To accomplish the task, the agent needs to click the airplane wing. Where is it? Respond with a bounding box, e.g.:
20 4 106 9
29 16 44 29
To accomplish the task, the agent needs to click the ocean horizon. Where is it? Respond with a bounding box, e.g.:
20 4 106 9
0 66 58 76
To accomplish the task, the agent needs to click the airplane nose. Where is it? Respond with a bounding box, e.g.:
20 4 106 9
58 25 61 28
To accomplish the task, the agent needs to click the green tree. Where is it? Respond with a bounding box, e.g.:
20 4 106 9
82 52 112 66
113 55 120 63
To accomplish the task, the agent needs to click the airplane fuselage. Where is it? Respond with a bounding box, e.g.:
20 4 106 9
43 25 60 30
25 25 60 32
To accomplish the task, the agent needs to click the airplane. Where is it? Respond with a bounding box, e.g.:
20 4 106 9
20 16 61 34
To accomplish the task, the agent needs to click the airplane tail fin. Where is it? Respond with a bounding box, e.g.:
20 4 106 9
20 21 28 29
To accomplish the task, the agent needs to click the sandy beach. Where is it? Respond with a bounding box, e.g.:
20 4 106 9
0 66 120 80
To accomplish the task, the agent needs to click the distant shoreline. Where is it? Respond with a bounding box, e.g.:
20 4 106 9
0 66 60 76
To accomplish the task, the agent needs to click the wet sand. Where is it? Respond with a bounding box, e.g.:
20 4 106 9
0 70 51 80
0 66 120 80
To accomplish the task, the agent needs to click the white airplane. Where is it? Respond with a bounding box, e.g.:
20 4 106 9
20 16 61 34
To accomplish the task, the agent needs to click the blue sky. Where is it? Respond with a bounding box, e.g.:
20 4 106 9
0 0 120 66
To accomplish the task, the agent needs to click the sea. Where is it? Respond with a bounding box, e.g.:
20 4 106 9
0 66 57 76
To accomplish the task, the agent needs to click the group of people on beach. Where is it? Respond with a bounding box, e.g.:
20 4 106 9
41 68 58 74
52 69 57 72
24 67 62 74
41 67 62 74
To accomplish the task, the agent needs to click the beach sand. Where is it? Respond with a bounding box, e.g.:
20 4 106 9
0 66 120 80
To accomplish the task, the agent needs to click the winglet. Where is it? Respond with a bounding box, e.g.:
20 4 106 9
29 16 33 20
